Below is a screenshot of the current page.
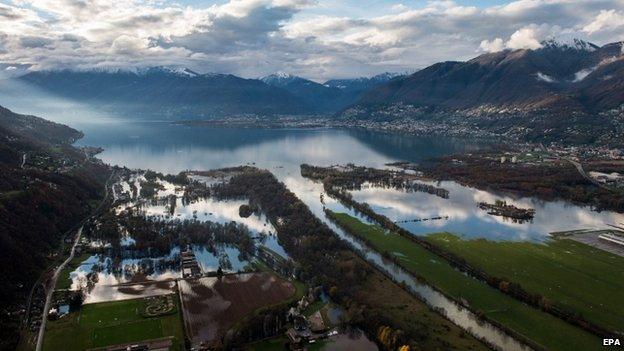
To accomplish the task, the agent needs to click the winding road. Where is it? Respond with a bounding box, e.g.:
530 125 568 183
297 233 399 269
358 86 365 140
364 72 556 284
34 171 116 351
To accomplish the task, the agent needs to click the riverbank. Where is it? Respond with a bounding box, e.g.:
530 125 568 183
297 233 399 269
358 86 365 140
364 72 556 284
325 211 603 351
425 233 624 333
209 167 490 350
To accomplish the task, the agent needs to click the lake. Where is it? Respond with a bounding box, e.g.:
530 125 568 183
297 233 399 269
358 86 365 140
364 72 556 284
72 120 623 242
67 120 624 350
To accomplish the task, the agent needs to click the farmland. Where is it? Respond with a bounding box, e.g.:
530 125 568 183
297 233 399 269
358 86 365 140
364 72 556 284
426 232 624 333
326 211 603 351
178 272 296 348
42 294 185 351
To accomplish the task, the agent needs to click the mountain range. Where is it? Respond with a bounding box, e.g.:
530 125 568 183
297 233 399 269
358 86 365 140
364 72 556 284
16 67 401 118
260 72 404 113
349 39 624 115
8 39 624 145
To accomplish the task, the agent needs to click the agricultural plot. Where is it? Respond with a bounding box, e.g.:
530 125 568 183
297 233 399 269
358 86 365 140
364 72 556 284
426 232 624 333
42 294 185 351
178 272 296 348
327 211 602 351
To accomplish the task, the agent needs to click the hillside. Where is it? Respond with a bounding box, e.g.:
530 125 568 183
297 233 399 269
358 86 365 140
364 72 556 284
353 40 623 112
341 40 624 146
261 72 400 113
0 106 110 350
17 68 310 118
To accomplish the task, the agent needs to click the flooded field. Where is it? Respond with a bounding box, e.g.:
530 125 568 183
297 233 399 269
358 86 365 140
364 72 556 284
348 182 624 242
84 280 177 304
63 243 254 303
178 272 296 348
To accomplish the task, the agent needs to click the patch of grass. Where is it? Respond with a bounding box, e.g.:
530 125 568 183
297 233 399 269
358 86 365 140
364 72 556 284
302 300 326 317
426 233 624 332
92 319 162 347
55 253 92 290
43 295 185 351
328 211 603 351
246 337 288 351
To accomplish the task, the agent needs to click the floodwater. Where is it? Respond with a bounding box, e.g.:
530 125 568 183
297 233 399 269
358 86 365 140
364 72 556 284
178 272 295 347
41 119 623 350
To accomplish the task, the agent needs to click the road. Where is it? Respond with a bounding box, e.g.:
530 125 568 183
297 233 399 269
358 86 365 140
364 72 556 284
34 171 115 351
35 226 83 351
566 159 614 192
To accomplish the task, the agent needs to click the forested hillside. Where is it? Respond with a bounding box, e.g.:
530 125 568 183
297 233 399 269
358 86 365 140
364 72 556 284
0 106 110 350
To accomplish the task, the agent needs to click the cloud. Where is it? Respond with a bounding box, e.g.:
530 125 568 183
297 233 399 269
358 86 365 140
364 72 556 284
1 0 624 80
583 9 624 34
506 24 551 50
479 38 505 52
536 72 556 83
480 24 556 52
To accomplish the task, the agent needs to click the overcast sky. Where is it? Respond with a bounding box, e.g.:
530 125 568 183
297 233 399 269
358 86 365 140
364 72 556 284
1 0 623 80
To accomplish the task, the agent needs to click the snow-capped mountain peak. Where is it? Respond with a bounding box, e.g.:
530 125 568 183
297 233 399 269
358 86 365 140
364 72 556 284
136 66 200 77
540 38 599 52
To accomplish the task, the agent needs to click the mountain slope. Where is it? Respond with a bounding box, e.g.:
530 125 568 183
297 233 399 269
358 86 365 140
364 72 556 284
261 72 401 113
324 72 404 94
261 73 345 113
0 106 110 350
354 40 624 113
18 68 310 118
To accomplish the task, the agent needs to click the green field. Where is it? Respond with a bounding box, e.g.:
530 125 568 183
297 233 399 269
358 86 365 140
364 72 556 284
43 295 185 351
327 211 603 351
55 253 92 290
246 337 288 351
426 232 624 332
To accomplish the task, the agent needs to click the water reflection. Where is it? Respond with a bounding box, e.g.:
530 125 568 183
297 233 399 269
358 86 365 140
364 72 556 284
350 182 624 241
57 121 621 349
66 243 253 304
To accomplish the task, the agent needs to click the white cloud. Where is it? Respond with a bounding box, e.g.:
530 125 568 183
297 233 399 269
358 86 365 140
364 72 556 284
583 9 624 34
479 38 505 52
573 67 595 82
1 0 624 80
536 72 556 83
506 25 549 50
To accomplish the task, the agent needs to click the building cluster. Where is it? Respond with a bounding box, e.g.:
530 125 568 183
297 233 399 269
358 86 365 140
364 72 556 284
285 288 337 350
181 250 201 278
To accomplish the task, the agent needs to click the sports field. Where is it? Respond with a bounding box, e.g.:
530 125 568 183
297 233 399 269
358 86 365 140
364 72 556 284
43 294 185 351
327 211 603 351
426 232 624 333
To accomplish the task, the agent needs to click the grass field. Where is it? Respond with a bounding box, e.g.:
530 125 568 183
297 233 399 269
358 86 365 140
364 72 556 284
327 211 603 351
426 232 624 333
55 253 92 290
43 294 185 351
246 337 288 350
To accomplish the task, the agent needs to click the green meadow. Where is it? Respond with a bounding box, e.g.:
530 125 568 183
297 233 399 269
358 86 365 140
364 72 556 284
426 232 624 333
43 295 185 351
327 211 603 351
